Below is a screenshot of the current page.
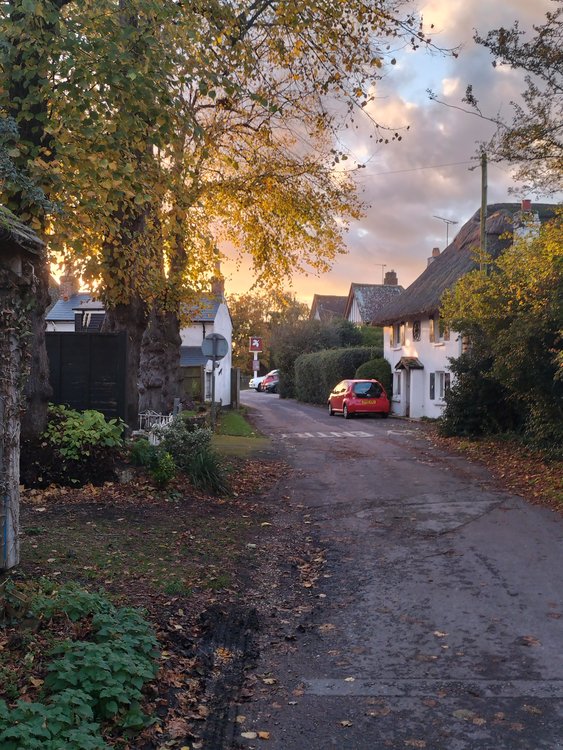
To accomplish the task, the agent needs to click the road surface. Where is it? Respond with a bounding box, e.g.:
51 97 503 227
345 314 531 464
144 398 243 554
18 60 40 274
235 390 563 750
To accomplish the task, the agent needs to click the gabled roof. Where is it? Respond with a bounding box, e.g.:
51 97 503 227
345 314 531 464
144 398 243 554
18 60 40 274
345 283 404 323
309 294 348 321
46 293 92 321
184 296 221 322
0 205 43 254
180 346 207 367
373 202 558 325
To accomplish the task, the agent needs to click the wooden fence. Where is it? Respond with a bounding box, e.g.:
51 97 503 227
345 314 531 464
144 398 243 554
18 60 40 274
46 332 127 421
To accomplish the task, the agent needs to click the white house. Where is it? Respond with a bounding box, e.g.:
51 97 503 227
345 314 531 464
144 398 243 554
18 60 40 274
373 202 557 419
308 294 347 322
46 276 233 407
179 284 233 406
344 271 403 325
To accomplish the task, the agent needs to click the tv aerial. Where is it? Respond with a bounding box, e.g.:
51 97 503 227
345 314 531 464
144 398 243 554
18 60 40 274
433 215 458 247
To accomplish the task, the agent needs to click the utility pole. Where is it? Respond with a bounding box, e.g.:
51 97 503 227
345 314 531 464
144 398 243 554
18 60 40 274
480 151 488 273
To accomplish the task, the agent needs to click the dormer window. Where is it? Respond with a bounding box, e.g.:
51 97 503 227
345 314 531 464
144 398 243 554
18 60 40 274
412 320 421 341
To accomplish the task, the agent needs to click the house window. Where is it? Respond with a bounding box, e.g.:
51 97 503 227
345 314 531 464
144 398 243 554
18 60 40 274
412 320 421 341
429 317 435 343
392 323 401 347
435 371 451 400
429 372 435 400
430 316 448 343
393 371 401 397
400 322 406 345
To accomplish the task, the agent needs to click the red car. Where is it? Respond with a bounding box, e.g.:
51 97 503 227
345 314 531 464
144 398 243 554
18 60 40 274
259 370 280 393
328 379 389 419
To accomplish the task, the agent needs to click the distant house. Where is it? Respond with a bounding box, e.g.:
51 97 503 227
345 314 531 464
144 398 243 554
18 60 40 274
344 270 403 325
372 202 557 419
309 294 347 322
46 275 233 407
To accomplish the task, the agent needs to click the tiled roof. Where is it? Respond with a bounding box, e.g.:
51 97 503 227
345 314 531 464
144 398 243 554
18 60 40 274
372 203 558 325
184 296 221 322
46 293 92 321
346 283 404 322
180 346 207 367
309 294 348 321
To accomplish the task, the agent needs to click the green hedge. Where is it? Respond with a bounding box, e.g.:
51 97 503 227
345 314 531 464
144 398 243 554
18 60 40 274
355 358 392 395
295 347 379 404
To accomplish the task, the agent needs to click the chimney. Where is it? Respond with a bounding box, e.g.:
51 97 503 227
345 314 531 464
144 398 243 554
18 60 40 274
384 269 398 285
211 276 225 299
59 271 79 300
427 247 440 266
521 199 532 212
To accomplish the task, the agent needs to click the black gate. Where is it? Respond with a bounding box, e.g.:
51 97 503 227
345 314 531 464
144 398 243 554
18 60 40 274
46 332 127 421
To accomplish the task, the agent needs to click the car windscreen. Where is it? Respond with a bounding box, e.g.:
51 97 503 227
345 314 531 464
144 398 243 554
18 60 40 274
353 382 382 398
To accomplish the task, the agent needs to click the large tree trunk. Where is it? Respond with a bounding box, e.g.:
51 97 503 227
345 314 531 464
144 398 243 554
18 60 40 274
20 255 52 440
101 298 148 431
139 307 182 414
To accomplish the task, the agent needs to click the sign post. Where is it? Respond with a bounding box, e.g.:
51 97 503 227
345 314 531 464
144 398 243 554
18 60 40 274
249 336 263 382
202 333 229 430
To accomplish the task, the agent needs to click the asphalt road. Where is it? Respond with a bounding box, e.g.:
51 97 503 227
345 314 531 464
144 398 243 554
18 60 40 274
237 390 563 750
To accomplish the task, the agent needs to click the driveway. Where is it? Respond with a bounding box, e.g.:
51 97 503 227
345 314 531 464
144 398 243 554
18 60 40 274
235 390 563 750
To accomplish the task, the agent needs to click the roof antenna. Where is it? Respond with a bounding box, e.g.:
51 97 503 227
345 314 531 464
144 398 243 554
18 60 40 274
433 215 458 247
374 263 387 284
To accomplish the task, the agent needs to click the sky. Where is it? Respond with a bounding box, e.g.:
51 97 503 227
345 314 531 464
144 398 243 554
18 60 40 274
222 0 558 304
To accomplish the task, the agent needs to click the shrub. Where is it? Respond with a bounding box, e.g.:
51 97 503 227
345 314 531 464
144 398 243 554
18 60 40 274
129 437 158 468
355 357 392 394
0 584 159 748
20 406 125 488
295 347 378 404
156 417 229 494
150 451 176 487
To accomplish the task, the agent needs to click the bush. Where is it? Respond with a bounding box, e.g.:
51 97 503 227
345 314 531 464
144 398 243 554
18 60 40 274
0 583 159 749
156 417 229 494
129 437 158 468
295 347 378 404
150 451 176 487
355 357 392 394
20 406 125 488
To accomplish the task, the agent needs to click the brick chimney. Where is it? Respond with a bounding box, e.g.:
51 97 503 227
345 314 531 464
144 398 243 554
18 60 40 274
521 199 532 212
384 269 398 285
59 271 79 300
427 247 440 266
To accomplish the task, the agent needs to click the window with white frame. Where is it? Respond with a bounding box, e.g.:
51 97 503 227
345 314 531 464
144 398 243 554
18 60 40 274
393 371 401 397
435 371 451 400
392 323 402 347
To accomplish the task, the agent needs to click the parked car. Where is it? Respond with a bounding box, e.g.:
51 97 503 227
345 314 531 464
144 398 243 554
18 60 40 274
259 369 280 393
328 379 389 419
249 374 266 391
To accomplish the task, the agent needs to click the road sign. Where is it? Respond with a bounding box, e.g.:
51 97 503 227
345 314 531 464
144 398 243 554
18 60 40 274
202 333 228 359
249 336 263 352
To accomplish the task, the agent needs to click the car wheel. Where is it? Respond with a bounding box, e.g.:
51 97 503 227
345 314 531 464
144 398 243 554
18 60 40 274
343 403 350 419
381 411 388 418
328 402 334 416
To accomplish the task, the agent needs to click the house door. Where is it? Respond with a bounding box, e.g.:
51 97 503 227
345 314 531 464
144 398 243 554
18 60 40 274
405 369 411 418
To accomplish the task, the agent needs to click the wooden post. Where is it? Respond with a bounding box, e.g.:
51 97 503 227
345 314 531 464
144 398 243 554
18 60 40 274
480 151 488 274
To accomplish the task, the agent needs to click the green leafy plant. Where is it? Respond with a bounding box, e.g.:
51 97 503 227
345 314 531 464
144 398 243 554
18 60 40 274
129 437 158 468
0 690 108 750
43 405 124 461
150 451 176 488
188 449 230 495
30 581 112 623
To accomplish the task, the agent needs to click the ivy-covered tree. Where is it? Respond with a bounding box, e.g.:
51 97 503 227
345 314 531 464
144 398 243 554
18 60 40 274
440 215 563 455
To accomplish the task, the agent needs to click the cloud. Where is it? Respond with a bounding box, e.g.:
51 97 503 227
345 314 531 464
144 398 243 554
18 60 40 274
223 0 560 304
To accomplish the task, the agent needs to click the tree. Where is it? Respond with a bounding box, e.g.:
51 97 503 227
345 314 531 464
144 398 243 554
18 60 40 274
271 317 366 398
229 290 308 372
440 215 563 454
468 2 562 194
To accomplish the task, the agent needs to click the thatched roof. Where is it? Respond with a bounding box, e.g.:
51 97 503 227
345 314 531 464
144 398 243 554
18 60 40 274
309 294 348 321
0 205 43 255
373 203 558 325
345 282 404 322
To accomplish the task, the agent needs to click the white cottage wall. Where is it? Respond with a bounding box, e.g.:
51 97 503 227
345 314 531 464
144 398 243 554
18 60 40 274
384 317 462 419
